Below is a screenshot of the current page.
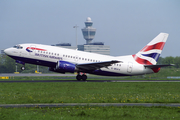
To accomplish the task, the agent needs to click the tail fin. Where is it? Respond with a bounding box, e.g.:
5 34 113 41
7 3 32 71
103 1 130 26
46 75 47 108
132 33 169 65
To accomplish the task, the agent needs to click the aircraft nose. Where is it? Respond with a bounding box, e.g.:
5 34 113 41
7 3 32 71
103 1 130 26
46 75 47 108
4 48 11 55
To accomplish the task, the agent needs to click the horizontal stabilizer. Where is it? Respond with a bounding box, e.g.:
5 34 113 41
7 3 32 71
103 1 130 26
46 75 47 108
144 64 174 68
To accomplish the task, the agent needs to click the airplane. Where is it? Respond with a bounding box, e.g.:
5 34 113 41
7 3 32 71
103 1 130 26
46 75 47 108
4 33 173 81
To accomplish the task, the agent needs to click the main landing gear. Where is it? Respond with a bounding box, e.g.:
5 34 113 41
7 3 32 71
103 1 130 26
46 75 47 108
76 72 87 81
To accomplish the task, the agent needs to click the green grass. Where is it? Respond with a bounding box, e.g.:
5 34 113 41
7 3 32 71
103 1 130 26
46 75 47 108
1 77 180 119
0 82 180 104
0 106 180 120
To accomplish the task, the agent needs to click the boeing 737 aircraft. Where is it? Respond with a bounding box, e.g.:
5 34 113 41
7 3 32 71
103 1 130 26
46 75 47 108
4 33 173 81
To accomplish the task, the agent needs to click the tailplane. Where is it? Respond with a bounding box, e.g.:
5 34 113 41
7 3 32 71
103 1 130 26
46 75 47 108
132 33 169 65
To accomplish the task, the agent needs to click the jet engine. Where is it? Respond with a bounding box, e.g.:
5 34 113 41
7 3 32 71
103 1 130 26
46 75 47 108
49 61 76 73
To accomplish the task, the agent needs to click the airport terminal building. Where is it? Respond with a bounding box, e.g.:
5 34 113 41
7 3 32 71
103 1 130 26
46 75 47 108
52 43 76 50
78 42 110 55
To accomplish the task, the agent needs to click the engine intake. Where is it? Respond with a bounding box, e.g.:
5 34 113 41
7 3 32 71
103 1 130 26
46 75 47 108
55 61 76 73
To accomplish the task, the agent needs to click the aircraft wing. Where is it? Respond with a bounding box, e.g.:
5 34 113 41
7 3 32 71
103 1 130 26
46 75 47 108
144 64 174 68
76 60 121 71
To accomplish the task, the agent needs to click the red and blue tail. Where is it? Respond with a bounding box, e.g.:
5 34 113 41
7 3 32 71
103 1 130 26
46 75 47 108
132 33 169 65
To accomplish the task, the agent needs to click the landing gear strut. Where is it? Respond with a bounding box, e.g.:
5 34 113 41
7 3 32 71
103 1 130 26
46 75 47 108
76 72 87 81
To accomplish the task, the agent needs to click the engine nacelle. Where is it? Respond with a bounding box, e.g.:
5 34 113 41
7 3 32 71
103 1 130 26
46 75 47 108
49 67 65 74
55 61 76 73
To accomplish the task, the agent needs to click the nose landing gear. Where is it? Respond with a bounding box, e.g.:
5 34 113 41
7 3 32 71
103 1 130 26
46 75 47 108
15 60 25 71
21 66 25 70
76 72 87 81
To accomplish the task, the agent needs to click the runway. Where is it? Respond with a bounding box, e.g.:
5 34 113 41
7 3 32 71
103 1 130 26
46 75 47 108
1 103 180 108
0 73 76 77
1 79 180 83
1 73 179 82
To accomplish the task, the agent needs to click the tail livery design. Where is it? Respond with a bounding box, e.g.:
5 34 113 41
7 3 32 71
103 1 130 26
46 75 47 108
132 33 171 73
133 33 169 65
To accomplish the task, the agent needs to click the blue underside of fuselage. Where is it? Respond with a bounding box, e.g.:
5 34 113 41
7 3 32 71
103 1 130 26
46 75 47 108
89 70 130 76
9 55 56 67
8 55 129 76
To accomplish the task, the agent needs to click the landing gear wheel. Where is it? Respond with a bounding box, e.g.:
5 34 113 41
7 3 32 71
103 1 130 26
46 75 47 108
21 66 25 70
82 74 87 81
76 74 82 81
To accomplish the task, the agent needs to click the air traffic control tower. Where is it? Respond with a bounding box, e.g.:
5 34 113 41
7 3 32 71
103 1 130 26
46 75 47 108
78 17 110 55
82 17 96 44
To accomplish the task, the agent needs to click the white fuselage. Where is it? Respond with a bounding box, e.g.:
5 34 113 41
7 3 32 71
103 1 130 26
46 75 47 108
4 43 154 76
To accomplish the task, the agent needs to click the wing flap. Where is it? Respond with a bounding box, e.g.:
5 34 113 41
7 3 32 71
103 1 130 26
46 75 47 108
76 60 121 71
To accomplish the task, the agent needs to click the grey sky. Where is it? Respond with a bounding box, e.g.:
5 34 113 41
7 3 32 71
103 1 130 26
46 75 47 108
1 0 180 57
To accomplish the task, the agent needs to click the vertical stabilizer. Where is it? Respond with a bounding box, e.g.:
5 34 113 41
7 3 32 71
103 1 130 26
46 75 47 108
132 33 169 65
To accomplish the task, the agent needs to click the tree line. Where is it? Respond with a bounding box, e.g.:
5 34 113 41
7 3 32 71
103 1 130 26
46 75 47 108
0 55 49 73
157 56 180 68
0 55 180 73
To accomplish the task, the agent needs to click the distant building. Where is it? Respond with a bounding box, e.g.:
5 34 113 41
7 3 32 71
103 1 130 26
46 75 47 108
78 17 110 55
78 42 110 55
52 43 76 50
81 17 96 45
1 50 5 55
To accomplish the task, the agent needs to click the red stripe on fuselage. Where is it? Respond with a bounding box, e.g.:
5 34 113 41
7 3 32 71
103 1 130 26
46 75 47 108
132 54 152 65
140 42 165 52
27 47 47 51
132 55 160 73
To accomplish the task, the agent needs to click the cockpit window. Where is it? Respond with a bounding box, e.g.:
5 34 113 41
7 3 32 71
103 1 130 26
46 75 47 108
13 45 23 49
19 46 23 49
13 45 18 48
